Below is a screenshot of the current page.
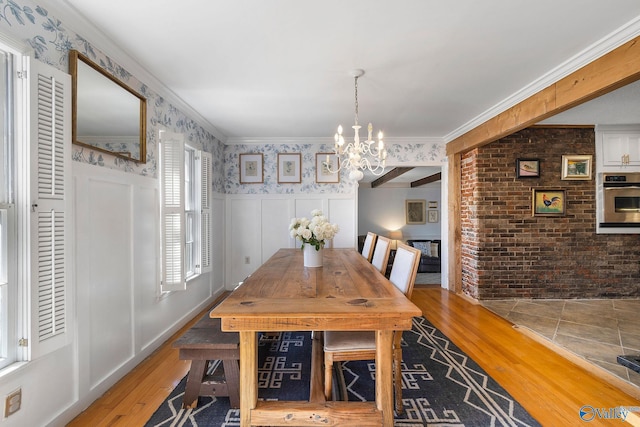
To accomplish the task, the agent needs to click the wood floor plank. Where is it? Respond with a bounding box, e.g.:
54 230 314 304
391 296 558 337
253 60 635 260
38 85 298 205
68 289 640 427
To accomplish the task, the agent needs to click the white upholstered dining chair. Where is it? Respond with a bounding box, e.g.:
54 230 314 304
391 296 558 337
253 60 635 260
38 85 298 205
323 243 421 413
370 235 391 274
360 231 377 262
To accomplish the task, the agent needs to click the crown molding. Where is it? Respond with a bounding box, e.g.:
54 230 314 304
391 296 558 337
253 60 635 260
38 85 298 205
49 0 227 143
444 15 640 143
224 136 444 146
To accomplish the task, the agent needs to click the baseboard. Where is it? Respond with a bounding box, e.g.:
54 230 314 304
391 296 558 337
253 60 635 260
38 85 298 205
456 291 480 305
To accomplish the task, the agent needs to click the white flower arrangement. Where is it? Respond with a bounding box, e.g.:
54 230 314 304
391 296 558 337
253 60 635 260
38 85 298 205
289 209 339 251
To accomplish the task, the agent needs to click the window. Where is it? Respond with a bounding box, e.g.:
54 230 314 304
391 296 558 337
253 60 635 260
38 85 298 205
184 146 197 278
160 131 211 292
0 40 70 369
0 44 19 370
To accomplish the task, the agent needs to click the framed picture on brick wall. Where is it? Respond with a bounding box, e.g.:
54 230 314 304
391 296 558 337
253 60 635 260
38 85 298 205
532 189 566 216
516 158 540 178
561 155 592 180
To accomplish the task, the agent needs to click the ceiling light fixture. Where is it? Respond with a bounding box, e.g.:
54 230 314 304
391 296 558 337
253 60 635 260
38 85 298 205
329 69 386 181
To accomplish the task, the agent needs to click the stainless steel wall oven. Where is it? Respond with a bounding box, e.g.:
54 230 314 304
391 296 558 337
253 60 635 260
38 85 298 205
602 172 640 225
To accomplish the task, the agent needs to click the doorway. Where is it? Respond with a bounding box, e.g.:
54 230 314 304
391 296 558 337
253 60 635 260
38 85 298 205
356 164 449 289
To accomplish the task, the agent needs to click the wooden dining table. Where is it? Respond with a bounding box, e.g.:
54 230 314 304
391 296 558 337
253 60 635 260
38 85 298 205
211 248 422 426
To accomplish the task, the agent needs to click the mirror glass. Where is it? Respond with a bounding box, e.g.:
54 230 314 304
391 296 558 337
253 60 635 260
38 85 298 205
70 50 146 163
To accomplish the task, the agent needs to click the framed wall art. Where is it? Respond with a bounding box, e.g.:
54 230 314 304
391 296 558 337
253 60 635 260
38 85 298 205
239 153 264 184
428 201 438 209
428 209 439 223
561 155 592 180
406 199 426 224
277 153 301 183
516 158 540 178
532 189 566 216
316 153 340 183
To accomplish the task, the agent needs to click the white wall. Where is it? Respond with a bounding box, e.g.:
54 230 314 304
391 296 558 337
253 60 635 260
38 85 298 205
71 163 225 420
225 194 356 287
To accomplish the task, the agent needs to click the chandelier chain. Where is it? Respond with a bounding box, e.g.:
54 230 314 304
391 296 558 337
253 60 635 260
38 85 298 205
354 75 359 125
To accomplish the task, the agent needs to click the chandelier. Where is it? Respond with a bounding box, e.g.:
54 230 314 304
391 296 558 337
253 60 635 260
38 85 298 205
329 69 387 181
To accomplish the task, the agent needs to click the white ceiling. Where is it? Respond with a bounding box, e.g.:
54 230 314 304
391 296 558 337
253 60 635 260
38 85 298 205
55 0 640 145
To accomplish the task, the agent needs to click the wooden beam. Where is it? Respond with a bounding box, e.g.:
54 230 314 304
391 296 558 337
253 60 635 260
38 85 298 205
410 172 442 188
447 154 461 294
446 35 640 156
370 167 413 188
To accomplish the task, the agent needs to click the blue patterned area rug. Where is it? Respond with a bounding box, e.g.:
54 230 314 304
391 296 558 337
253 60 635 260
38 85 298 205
146 317 540 426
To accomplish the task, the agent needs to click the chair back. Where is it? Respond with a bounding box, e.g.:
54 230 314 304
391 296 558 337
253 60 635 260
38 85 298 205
389 243 421 298
371 236 391 274
361 232 377 262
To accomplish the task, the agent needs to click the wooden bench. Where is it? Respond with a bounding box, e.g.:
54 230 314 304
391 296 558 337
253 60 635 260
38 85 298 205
172 316 240 409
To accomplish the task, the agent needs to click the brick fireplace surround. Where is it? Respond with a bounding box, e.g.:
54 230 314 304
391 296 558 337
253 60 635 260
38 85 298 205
460 127 640 300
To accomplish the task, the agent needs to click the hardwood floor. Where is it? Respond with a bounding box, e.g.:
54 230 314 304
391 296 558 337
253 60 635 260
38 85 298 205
68 288 640 426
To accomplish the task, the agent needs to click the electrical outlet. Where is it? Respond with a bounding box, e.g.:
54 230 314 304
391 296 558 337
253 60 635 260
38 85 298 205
5 388 21 417
244 256 250 264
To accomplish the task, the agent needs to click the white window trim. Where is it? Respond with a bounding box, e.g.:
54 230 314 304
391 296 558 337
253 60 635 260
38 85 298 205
184 145 200 280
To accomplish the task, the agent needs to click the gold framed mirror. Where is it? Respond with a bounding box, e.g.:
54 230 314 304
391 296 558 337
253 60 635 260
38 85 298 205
69 50 147 163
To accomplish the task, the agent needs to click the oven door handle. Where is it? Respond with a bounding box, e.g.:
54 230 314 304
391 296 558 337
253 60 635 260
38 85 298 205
603 183 640 188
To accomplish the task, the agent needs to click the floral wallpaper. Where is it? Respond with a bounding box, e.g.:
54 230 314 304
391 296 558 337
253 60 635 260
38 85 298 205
224 140 446 194
0 0 446 196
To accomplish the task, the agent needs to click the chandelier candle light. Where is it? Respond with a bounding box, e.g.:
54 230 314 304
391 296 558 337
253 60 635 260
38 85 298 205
329 69 387 181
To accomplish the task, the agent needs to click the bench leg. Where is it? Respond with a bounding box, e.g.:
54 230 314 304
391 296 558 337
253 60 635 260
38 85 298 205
223 359 240 408
183 359 207 409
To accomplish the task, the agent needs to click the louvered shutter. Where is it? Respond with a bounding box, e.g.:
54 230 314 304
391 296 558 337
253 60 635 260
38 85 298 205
200 152 212 273
160 131 185 291
29 59 71 358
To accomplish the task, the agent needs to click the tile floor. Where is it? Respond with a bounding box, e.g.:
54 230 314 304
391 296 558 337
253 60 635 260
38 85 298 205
480 298 640 389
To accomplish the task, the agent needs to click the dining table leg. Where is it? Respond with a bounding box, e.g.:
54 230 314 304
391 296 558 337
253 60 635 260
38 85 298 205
375 329 394 426
239 331 257 427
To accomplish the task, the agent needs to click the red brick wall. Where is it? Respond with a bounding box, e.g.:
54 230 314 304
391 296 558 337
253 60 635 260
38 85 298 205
460 127 640 299
460 149 480 299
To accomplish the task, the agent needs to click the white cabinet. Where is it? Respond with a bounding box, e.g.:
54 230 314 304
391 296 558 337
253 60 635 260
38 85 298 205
596 125 640 170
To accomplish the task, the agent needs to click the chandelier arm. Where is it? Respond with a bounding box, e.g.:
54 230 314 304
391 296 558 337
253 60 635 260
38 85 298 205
360 157 384 171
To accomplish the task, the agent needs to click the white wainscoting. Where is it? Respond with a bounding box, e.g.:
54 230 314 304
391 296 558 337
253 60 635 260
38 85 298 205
225 193 357 288
73 163 223 404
